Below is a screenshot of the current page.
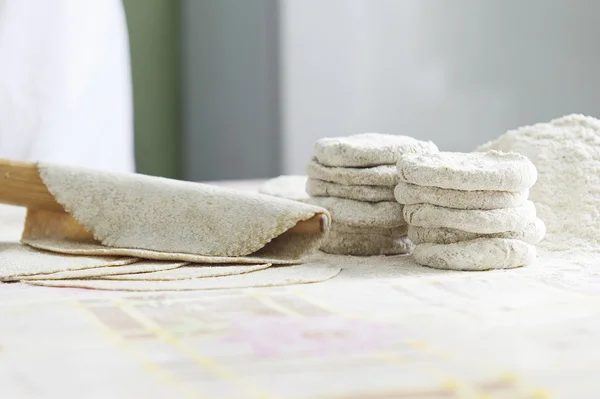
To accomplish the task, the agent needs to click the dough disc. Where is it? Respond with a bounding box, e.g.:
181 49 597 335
412 238 536 271
394 180 528 210
307 179 394 202
332 222 408 236
320 231 413 256
403 201 536 234
314 133 438 167
307 159 398 186
408 218 546 245
307 197 405 228
397 150 537 192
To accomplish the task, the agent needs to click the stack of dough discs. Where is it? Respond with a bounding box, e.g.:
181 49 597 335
306 133 439 256
395 150 544 270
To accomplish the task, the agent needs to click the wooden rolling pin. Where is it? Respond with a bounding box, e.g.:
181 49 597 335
0 159 328 233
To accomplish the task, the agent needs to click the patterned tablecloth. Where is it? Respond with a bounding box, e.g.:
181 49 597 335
1 181 598 399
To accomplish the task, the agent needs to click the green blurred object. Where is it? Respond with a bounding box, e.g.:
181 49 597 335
123 0 181 178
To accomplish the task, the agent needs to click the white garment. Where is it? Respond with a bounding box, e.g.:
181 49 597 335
0 0 134 172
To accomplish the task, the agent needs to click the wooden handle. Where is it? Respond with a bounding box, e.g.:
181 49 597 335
0 159 327 234
0 159 64 211
290 213 329 234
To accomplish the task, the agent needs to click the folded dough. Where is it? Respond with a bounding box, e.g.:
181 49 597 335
34 162 330 260
21 208 328 265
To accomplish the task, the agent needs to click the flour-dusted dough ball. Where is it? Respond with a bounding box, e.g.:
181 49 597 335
307 197 405 228
321 231 414 256
307 179 394 202
412 238 536 271
403 201 537 234
258 175 309 201
408 218 546 245
307 159 398 186
394 180 529 210
397 150 537 192
474 114 600 253
314 133 438 167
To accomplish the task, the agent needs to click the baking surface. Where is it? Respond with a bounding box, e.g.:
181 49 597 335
1 181 598 399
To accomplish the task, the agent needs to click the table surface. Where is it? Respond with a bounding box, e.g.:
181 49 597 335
1 180 599 399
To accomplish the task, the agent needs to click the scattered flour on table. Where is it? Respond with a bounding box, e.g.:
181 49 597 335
258 175 309 201
476 114 600 253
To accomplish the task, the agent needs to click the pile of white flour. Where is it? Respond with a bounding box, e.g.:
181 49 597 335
476 114 600 254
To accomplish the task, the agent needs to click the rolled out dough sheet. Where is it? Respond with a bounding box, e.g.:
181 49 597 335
0 243 136 281
18 261 188 281
23 239 304 265
25 264 342 291
103 263 271 281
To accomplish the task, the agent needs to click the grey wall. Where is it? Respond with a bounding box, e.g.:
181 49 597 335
181 0 280 181
281 0 600 174
181 0 600 179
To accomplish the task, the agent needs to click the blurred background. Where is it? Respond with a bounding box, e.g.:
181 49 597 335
125 0 600 181
11 0 600 181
